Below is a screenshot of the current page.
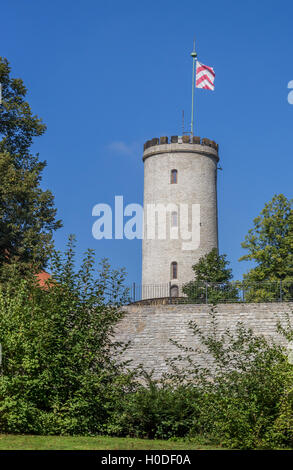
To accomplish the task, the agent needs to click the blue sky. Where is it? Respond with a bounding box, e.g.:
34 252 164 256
1 0 292 284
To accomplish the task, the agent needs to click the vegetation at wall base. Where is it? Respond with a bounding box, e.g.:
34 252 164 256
106 305 293 450
0 243 292 449
0 237 135 435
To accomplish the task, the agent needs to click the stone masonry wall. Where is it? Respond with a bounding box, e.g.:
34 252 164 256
114 302 293 380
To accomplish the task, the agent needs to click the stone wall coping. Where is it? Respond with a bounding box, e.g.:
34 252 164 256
123 302 293 313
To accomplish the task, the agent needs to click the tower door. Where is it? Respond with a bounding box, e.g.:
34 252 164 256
170 285 179 297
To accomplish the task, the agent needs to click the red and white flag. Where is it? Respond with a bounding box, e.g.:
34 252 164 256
196 61 215 90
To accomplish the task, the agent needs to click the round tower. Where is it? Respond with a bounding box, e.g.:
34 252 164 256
142 135 219 298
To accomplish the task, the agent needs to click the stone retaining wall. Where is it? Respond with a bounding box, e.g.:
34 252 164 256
114 303 293 379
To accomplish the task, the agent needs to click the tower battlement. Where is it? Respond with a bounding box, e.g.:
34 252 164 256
143 136 219 152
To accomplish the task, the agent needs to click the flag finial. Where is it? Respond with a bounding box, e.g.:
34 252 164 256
191 39 197 58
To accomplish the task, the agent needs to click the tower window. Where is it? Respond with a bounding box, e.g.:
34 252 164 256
171 169 177 184
171 262 178 279
171 211 178 227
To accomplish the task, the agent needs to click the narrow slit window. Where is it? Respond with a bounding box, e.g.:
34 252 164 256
171 211 178 227
171 169 178 184
171 262 178 279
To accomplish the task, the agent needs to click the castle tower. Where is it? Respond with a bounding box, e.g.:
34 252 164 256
142 135 219 298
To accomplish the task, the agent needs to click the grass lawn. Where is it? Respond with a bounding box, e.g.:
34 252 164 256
0 434 222 450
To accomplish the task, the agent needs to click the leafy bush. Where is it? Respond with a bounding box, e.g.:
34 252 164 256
164 306 293 449
0 237 132 434
183 249 239 303
107 373 200 440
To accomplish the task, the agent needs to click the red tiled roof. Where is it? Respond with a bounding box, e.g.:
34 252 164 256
36 271 51 287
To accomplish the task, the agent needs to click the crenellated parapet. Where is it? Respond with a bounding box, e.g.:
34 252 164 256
143 136 218 151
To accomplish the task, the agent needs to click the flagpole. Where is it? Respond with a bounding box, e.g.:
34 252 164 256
190 40 197 137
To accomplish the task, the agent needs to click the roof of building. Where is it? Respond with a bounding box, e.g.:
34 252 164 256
36 271 51 288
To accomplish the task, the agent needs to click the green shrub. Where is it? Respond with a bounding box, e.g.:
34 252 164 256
0 237 132 434
107 375 200 440
164 306 293 449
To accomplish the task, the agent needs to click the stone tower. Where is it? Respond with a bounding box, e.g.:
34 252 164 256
142 135 219 298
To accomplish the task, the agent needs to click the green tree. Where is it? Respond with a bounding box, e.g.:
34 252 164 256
0 57 61 276
0 152 61 274
239 194 293 301
0 238 132 434
183 248 239 303
0 57 46 160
